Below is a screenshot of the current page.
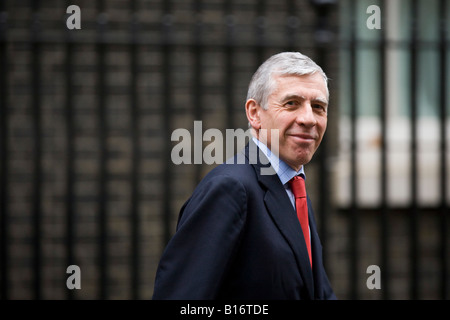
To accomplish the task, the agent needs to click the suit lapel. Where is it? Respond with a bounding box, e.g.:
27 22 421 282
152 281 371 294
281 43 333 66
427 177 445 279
308 198 322 299
243 141 315 299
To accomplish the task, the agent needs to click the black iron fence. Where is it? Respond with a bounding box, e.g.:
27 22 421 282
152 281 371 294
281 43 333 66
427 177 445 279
0 0 448 300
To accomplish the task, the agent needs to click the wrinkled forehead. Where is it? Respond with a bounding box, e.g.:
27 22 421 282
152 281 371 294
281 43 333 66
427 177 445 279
270 73 329 102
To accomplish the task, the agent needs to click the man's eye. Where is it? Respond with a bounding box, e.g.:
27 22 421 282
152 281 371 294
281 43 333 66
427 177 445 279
313 104 325 111
285 101 296 106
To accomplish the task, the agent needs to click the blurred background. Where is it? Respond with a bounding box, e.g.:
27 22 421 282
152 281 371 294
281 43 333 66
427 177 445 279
0 0 448 300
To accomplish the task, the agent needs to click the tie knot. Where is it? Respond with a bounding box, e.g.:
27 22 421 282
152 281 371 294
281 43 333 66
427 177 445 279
289 175 306 199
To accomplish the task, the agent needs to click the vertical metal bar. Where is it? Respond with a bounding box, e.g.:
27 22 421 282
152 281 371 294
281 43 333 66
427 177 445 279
97 0 108 300
285 0 298 52
224 0 234 131
310 0 334 272
255 0 266 65
31 1 42 300
129 0 140 300
378 0 389 300
65 0 75 300
348 0 358 300
161 0 173 247
193 0 203 184
409 0 419 300
0 0 9 300
438 0 448 301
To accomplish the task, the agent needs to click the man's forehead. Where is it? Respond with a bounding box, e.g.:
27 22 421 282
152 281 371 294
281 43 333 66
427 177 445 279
274 73 327 87
272 74 328 101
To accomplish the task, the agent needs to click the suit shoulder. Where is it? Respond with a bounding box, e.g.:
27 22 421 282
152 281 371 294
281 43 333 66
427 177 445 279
178 162 251 226
201 160 257 187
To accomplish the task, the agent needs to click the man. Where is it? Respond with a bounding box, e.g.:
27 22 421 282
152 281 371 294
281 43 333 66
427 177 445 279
153 52 336 300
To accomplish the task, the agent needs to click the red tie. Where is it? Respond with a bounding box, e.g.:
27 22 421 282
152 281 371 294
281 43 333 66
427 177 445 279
289 175 312 268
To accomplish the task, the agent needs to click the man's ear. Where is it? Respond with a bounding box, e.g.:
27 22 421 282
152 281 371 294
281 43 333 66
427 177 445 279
245 99 262 130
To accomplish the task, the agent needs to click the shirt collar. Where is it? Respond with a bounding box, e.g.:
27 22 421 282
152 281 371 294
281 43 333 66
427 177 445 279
252 137 305 185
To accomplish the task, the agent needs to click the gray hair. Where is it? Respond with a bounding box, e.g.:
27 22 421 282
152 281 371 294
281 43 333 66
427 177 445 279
246 52 329 110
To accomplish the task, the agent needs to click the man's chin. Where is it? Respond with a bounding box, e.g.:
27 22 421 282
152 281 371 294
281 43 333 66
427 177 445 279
280 154 313 171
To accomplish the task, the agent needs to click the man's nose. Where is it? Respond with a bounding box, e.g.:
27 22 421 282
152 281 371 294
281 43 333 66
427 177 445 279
295 102 317 127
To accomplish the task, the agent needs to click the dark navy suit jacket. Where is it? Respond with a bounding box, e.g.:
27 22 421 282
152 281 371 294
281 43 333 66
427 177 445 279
153 141 336 300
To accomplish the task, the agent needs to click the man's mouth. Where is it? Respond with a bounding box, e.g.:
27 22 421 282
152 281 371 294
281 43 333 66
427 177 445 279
287 133 316 143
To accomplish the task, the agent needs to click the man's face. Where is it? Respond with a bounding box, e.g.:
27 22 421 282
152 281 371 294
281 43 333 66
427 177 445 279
256 73 328 171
